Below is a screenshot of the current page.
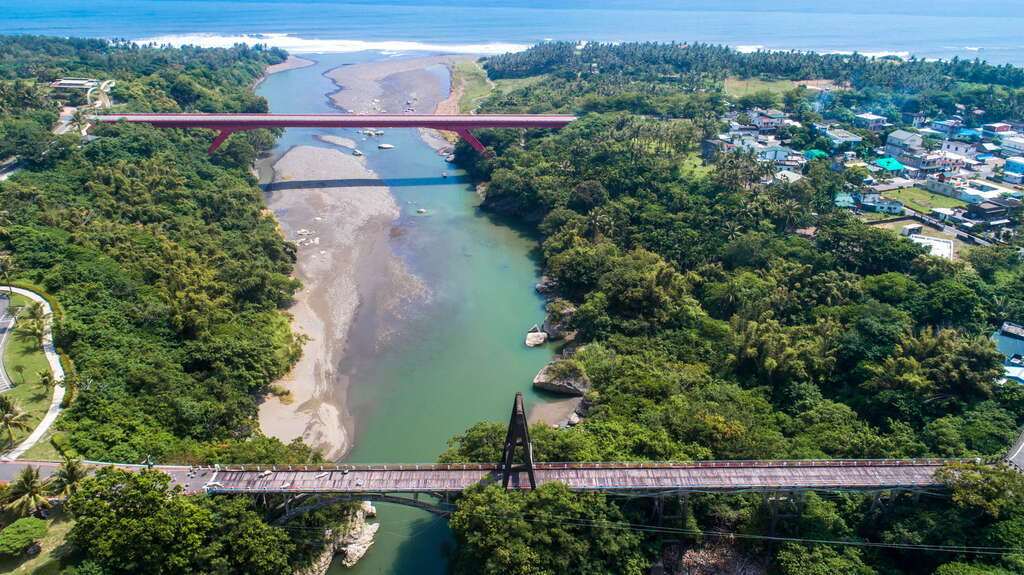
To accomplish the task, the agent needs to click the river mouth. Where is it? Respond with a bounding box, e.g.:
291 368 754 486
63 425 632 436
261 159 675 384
256 52 556 572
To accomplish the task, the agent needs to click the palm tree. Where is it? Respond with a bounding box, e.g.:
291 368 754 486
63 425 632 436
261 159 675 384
69 110 90 136
25 301 48 324
0 395 33 446
15 318 45 351
47 458 88 498
0 253 14 297
4 466 51 517
37 371 53 392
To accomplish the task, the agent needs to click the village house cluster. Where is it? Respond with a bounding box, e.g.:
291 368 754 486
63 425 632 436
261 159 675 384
703 101 1024 242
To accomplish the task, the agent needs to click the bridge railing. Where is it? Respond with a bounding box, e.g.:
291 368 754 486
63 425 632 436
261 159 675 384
197 458 981 473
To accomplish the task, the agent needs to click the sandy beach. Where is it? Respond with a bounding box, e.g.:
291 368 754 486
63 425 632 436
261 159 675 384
255 55 314 87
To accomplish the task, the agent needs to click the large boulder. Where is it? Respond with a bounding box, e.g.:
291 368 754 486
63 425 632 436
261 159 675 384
532 359 590 396
525 324 548 347
542 299 576 341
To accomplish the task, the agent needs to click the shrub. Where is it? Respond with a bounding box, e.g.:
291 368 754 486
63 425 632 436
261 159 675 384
0 517 47 557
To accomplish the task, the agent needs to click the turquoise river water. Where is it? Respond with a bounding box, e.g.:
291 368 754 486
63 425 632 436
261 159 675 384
257 52 556 573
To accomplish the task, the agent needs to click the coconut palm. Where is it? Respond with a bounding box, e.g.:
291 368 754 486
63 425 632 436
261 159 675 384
47 458 88 498
15 318 45 350
4 466 51 517
37 371 53 392
0 395 33 445
0 253 13 296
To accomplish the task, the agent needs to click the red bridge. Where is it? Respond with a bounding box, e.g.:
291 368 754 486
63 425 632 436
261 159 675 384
89 113 577 153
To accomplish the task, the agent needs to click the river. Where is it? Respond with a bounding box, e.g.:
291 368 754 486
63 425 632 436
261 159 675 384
257 52 557 573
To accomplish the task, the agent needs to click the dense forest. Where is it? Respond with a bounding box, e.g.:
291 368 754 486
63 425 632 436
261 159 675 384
0 36 348 574
440 43 1024 574
481 41 1024 122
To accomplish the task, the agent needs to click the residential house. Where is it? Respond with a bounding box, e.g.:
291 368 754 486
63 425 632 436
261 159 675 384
814 123 863 147
854 112 889 132
901 111 928 128
885 130 923 158
1003 137 1024 157
858 192 904 214
898 149 944 174
930 119 962 136
942 139 976 158
1004 156 1024 185
983 122 1016 140
751 108 787 132
923 174 1015 203
872 157 907 177
964 197 1020 227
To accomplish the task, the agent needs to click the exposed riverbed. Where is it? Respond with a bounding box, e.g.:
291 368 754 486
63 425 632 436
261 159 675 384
256 52 559 572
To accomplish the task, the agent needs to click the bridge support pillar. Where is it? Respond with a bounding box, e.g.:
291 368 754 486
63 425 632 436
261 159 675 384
453 129 492 157
501 392 536 489
208 129 238 153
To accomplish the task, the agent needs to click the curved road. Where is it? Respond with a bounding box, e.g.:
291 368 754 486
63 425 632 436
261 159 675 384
0 286 65 460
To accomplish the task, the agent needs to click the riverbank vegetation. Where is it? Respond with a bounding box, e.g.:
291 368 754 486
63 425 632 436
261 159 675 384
0 35 352 573
444 42 1024 575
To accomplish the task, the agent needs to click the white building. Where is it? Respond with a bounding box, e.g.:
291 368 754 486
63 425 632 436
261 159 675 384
1003 137 1024 157
908 234 954 260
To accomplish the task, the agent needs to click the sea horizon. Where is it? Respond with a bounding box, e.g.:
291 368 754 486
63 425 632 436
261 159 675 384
6 0 1024 65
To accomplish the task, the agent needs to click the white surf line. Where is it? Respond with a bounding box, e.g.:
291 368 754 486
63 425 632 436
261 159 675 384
1 286 66 461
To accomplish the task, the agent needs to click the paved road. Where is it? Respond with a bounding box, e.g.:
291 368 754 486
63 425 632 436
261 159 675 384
0 286 65 460
0 294 15 392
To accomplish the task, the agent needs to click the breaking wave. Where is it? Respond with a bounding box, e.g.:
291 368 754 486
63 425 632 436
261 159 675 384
133 33 530 55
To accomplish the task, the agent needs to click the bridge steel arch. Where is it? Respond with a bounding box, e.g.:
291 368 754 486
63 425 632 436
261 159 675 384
273 492 454 524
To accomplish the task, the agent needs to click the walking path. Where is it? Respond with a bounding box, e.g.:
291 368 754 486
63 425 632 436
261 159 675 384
0 286 65 460
0 296 16 392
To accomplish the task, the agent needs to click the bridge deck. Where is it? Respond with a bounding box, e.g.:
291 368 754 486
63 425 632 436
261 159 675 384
205 460 959 495
89 113 577 129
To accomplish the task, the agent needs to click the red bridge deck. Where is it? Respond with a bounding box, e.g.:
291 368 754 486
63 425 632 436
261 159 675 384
89 113 577 153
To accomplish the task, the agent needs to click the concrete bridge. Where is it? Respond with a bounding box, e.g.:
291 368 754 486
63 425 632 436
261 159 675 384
0 394 1007 519
88 113 576 153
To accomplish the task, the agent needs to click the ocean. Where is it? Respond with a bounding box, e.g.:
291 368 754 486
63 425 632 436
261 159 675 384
6 0 1024 64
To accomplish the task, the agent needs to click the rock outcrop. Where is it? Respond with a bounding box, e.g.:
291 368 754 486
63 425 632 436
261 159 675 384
340 502 379 567
525 324 548 347
294 501 378 575
532 359 590 396
542 299 576 341
535 275 558 295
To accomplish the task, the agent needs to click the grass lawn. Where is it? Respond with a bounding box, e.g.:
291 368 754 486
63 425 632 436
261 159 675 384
454 59 491 113
2 300 55 449
680 154 712 179
856 210 896 222
492 73 548 94
452 59 548 112
724 76 793 97
0 511 74 574
19 432 69 463
881 187 967 213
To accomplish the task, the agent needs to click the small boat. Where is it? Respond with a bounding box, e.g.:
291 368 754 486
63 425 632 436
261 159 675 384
373 130 385 136
352 149 363 156
442 171 448 178
378 143 395 150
